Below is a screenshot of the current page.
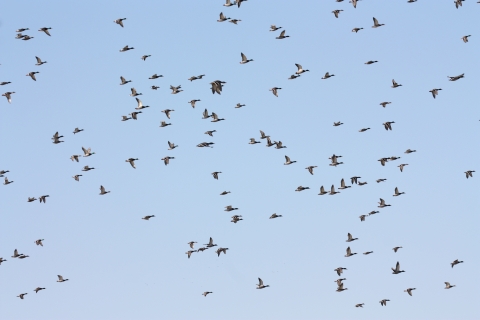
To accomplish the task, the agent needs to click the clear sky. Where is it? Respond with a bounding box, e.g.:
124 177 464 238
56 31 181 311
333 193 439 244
1 0 479 319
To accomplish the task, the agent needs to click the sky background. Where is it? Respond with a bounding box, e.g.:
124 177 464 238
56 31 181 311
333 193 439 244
1 0 479 319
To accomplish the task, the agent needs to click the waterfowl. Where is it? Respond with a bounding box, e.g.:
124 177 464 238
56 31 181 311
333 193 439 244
186 250 196 259
35 56 47 66
120 76 131 85
210 80 226 95
428 88 442 99
2 92 15 103
240 52 253 64
333 121 343 126
197 247 208 252
204 237 217 248
26 71 39 81
203 291 213 297
120 45 134 52
0 82 11 85
73 128 84 134
220 191 231 195
12 249 22 258
17 293 28 299
274 141 286 149
256 278 270 289
334 267 347 276
455 0 464 9
393 187 405 196
22 35 34 40
160 121 171 127
73 175 82 181
462 35 471 43
380 102 391 108
189 99 201 108
212 172 222 180
284 155 296 165
121 115 132 121
398 164 408 172
224 205 238 212
205 130 216 137
380 299 390 306
70 155 81 162
4 177 14 185
216 248 229 256
405 288 416 296
149 74 163 79
170 85 183 94
142 215 155 220
237 0 247 8
276 30 290 39
188 75 205 81
355 303 364 308
352 27 363 33
249 138 261 144
28 197 37 202
81 146 95 157
383 121 395 131
350 0 358 7
392 261 405 274
99 185 110 195
365 60 378 65
359 215 367 222
345 247 357 257
445 282 456 289
197 142 214 148
270 87 281 97
229 19 241 24
39 195 49 203
235 103 245 108
346 233 358 242
332 10 343 18
359 128 370 132
378 158 389 166
318 186 328 195
0 257 7 264
465 170 475 178
114 18 127 27
329 185 340 195
16 28 29 32
130 88 142 96
339 179 351 190
259 130 269 139
218 12 230 22
306 166 317 175
270 25 282 31
451 259 464 268
35 239 44 246
295 186 310 192
34 287 45 293
405 149 416 154
329 155 343 167
0 170 9 175
56 275 69 282
162 156 174 166
295 64 309 75
322 72 335 79
448 73 464 81
266 137 275 147
167 141 178 150
335 278 346 286
350 176 361 184
224 0 236 7
18 255 29 259
211 112 225 122
161 109 174 119
270 213 282 219
357 181 367 186
378 198 391 208
82 165 95 172
372 17 385 28
393 246 403 253
16 33 26 39
407 0 417 2
39 27 52 36
363 251 373 255
125 158 138 169
141 55 151 61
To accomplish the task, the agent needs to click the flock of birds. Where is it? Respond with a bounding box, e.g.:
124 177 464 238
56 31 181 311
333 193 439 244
1 0 477 312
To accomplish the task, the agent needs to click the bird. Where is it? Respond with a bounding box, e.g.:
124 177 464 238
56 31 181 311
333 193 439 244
130 88 142 97
357 181 367 186
168 141 178 150
186 250 196 259
35 56 47 66
270 87 281 97
256 278 270 289
114 18 127 27
134 98 149 110
70 155 81 162
205 130 216 137
363 251 374 255
429 88 442 99
82 147 95 157
383 121 395 130
35 239 44 246
350 176 361 184
212 172 222 180
378 198 391 208
16 28 29 32
393 187 405 196
295 64 309 75
334 278 346 286
332 10 343 18
0 82 11 85
202 291 213 297
82 165 95 172
197 142 214 148
270 25 282 31
188 241 197 249
465 170 475 179
125 158 138 169
57 275 69 282
149 74 163 79
210 80 226 95
359 215 367 222
295 186 310 192
17 293 28 299
224 0 236 6
1 257 9 264
161 156 174 166
274 141 286 149
355 303 364 308
393 246 403 253
380 299 390 306
240 52 253 64
204 237 217 248
352 27 363 33
455 0 464 9
38 27 52 36
380 102 391 108
216 248 229 256
405 288 416 296
26 71 39 81
305 166 317 175
398 164 409 172
120 45 134 52
338 179 351 190
334 267 347 276
161 109 174 119
336 283 348 292
160 121 171 127
39 195 49 203
21 35 34 41
333 121 343 126
329 185 340 195
345 247 357 257
322 72 335 79
451 259 464 268
346 233 358 242
391 79 402 88
372 17 385 28
211 112 225 122
121 115 131 121
249 138 261 144
142 215 155 220
405 149 416 154
12 249 23 258
448 73 464 81
237 0 247 8
73 175 82 181
170 85 183 94
318 186 328 195
359 128 370 132
462 35 471 43
28 197 37 202
270 213 282 219
34 287 46 293
218 12 230 22
350 0 358 8
73 127 84 134
224 205 238 212
4 177 14 185
365 60 378 65
220 191 231 196
2 92 15 103
276 30 290 39
229 19 241 25
284 155 296 165
235 103 245 108
99 185 110 195
188 75 205 81
141 55 151 61
189 99 201 108
392 261 405 274
120 76 131 85
445 282 456 289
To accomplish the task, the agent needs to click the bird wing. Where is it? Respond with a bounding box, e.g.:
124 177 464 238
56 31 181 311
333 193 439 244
36 56 41 63
395 187 399 194
346 247 351 255
241 52 247 61
136 98 142 108
100 185 105 193
373 17 379 25
279 30 286 37
396 261 400 271
285 155 290 162
341 179 345 187
57 275 63 281
258 278 263 286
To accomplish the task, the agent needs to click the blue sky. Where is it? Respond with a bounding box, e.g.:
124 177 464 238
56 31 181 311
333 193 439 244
1 0 479 319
